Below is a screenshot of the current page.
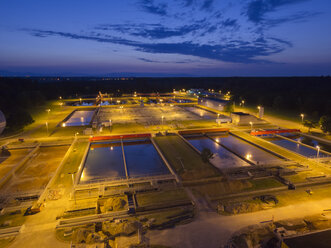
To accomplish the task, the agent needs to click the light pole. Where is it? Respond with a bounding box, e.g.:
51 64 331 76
75 132 79 139
46 109 51 119
316 146 320 160
249 121 253 130
242 100 245 107
109 119 112 132
300 114 304 122
68 172 76 204
45 121 48 136
161 116 164 125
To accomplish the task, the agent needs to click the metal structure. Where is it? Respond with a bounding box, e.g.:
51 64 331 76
0 110 6 135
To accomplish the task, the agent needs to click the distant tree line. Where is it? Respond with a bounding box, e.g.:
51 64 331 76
0 76 330 133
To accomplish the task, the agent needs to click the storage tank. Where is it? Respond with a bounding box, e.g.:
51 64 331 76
0 110 6 135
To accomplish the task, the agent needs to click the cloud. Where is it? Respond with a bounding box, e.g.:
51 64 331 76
268 37 293 47
201 0 214 10
245 0 309 23
96 23 205 39
138 57 197 64
138 58 158 63
264 11 321 27
26 29 291 64
221 18 240 30
139 0 167 16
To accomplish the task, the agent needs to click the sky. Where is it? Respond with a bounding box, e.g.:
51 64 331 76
0 0 330 76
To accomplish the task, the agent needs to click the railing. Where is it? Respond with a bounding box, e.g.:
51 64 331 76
77 173 175 187
251 129 300 136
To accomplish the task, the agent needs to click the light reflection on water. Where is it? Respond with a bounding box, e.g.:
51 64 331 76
186 136 250 168
65 110 94 126
265 136 330 157
80 139 169 183
211 134 280 163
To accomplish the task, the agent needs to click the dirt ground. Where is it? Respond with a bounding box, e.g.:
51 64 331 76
0 149 31 179
4 146 69 194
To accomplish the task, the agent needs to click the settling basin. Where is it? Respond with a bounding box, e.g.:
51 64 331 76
185 135 249 168
264 136 330 158
210 134 281 165
80 139 170 184
292 135 331 153
65 110 95 126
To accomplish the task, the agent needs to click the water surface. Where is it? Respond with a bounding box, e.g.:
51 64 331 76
65 110 94 126
186 136 249 168
81 142 126 183
211 134 280 164
124 140 170 177
265 136 329 157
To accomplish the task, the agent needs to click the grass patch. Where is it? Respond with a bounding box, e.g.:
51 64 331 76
52 139 89 189
154 135 220 180
0 211 26 229
191 180 252 199
248 178 284 190
136 189 189 207
191 178 283 199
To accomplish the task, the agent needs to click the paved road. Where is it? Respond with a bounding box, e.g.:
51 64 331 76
8 198 70 248
147 197 331 248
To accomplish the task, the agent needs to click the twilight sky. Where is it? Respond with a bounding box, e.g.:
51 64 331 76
0 0 330 76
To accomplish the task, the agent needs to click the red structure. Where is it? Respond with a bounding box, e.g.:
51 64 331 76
89 133 151 142
250 129 300 136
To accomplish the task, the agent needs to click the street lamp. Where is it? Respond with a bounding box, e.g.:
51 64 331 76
68 172 77 204
75 132 79 139
161 116 164 125
316 146 320 160
45 121 48 136
242 100 245 106
249 121 253 130
300 114 304 122
46 109 51 118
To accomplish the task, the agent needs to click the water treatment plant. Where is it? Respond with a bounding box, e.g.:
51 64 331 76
0 89 331 248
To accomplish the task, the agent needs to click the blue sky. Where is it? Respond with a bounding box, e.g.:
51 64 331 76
0 0 330 76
